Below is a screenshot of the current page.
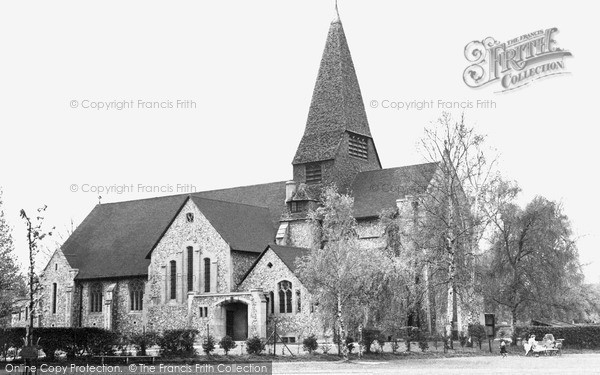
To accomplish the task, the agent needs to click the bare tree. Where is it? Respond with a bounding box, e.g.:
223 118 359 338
416 112 496 340
20 206 53 349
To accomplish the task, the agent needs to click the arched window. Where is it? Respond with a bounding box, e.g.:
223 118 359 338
170 261 177 300
204 258 211 293
278 281 292 313
90 283 103 313
269 291 274 314
130 280 144 311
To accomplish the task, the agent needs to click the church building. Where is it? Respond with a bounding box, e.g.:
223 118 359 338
13 14 452 343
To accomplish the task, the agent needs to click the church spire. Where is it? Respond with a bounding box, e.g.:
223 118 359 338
291 7 381 192
292 8 378 166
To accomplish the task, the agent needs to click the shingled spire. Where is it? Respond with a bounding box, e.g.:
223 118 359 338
291 13 381 192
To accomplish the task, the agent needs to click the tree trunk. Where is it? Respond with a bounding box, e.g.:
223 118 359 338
337 293 348 361
511 305 518 346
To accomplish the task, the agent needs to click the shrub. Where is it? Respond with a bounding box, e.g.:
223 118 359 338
321 341 332 354
302 335 318 354
128 331 158 356
158 329 198 357
0 327 26 360
361 329 384 354
218 336 237 355
468 324 487 350
245 336 265 355
202 335 216 355
87 329 121 355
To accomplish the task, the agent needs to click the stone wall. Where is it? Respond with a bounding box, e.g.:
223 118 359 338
240 249 323 340
38 249 77 327
285 220 315 248
230 251 259 290
146 199 232 331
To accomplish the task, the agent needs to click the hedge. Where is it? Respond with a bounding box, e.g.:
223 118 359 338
515 325 600 349
0 327 122 360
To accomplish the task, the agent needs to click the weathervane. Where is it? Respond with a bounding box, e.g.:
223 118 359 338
98 195 102 205
333 0 340 22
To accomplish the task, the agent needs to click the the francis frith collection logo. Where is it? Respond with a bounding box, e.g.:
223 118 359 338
463 28 572 92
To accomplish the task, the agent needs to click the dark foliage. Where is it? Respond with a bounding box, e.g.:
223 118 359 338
302 335 318 354
218 336 237 355
157 329 198 357
245 336 265 355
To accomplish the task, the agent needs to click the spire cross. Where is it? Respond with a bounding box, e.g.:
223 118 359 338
334 0 340 22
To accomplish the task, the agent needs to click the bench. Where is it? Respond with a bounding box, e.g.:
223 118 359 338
524 339 563 356
94 355 157 365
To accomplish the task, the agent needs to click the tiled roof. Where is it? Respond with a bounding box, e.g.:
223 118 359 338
293 19 372 164
240 244 311 285
62 181 287 280
268 243 311 274
61 194 188 280
189 196 276 254
352 162 439 218
195 181 286 227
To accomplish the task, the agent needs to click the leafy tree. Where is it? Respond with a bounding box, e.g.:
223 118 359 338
297 186 388 360
468 323 486 350
481 184 584 343
0 188 25 327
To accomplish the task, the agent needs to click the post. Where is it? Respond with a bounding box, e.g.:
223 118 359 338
488 338 492 353
273 322 277 357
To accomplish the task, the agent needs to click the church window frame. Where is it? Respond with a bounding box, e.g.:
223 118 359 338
52 282 57 314
130 280 144 312
90 283 103 313
169 260 177 300
203 257 211 293
278 280 293 314
187 246 194 292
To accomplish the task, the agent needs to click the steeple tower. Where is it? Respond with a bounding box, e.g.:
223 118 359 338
291 9 381 194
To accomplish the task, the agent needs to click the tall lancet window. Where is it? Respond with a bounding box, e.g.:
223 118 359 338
170 261 177 300
187 247 194 292
90 283 103 313
130 280 144 311
204 258 211 293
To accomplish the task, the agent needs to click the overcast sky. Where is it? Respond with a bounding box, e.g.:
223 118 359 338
1 0 598 282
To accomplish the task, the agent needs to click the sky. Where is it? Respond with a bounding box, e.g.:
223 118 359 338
0 0 598 282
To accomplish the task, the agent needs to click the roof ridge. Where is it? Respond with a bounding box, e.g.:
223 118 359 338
88 180 287 207
190 195 271 210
